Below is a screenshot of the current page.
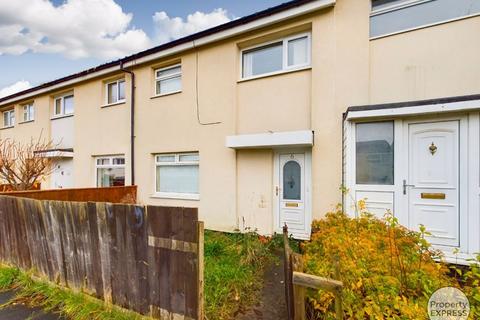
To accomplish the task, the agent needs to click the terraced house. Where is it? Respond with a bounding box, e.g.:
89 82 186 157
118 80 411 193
1 0 479 264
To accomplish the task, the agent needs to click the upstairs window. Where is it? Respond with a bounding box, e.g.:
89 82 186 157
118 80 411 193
96 156 126 187
241 32 311 79
106 79 125 105
54 94 74 117
3 109 15 128
155 64 182 96
22 103 34 122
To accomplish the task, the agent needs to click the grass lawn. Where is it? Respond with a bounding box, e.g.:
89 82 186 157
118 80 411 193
204 230 275 319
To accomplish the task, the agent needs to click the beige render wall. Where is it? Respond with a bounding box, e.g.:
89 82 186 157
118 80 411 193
310 0 371 219
0 95 53 187
73 76 131 187
131 43 238 231
0 0 372 234
370 16 480 103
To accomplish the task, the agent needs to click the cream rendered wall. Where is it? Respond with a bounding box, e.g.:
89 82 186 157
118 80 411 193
73 78 131 187
0 0 373 234
237 71 311 134
370 16 480 103
0 95 52 187
310 0 371 218
237 149 274 234
132 43 238 231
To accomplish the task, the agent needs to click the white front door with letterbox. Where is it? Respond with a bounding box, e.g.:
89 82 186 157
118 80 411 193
275 152 311 239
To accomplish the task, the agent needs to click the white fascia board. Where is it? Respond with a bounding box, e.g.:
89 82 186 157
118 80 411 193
0 0 335 107
346 99 480 121
122 0 335 68
37 151 74 158
226 130 314 149
0 66 119 106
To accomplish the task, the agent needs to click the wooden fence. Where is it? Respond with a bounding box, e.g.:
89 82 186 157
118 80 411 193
283 226 343 320
0 186 137 204
0 195 203 319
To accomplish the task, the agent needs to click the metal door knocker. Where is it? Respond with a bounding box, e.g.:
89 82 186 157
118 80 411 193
429 142 437 155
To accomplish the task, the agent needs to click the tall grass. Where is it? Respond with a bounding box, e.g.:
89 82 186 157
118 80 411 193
0 264 152 320
204 230 274 319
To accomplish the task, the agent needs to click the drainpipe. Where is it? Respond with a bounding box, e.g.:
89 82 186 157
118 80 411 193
120 61 135 185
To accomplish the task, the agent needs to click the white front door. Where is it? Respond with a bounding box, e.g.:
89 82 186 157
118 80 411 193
406 121 460 247
278 153 308 239
51 159 74 189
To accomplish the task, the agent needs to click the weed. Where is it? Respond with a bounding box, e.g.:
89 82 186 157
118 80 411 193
204 230 273 319
0 264 152 320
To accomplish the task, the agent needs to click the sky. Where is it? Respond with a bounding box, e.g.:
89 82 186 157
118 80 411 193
0 0 286 98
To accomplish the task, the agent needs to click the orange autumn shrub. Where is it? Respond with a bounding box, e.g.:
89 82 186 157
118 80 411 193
303 209 455 319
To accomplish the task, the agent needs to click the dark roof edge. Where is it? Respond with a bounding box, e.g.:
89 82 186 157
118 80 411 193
34 148 74 153
0 0 320 105
347 93 480 113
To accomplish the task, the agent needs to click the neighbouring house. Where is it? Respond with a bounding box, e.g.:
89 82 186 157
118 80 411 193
0 0 479 264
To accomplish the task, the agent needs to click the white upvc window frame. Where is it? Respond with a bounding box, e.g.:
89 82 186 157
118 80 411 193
95 155 126 187
240 32 311 81
22 103 34 122
153 152 200 200
154 64 182 97
370 0 433 16
53 93 74 117
105 79 126 106
3 109 15 128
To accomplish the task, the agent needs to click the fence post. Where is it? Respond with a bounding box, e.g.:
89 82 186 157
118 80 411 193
292 253 306 320
283 225 294 320
197 221 205 320
333 256 343 320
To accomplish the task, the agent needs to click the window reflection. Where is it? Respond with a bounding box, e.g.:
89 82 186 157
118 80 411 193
356 121 394 185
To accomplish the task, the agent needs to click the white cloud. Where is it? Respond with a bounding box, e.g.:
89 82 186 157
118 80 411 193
0 0 151 59
0 81 32 98
153 9 232 44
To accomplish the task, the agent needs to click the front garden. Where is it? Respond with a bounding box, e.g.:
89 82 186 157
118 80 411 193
303 206 480 319
1 207 479 319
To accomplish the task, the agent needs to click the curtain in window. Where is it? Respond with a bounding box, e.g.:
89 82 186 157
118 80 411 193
156 165 199 194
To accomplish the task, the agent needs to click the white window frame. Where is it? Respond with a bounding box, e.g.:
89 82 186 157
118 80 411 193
105 79 126 106
3 109 15 128
240 32 311 80
370 0 433 16
53 93 74 117
22 103 34 122
154 64 182 97
95 155 126 187
153 152 200 200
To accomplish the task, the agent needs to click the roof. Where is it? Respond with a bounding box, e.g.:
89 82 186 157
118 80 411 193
0 0 329 106
347 93 480 113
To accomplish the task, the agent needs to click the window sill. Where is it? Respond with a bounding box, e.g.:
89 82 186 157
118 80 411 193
150 192 200 201
238 65 311 83
150 90 182 100
51 114 74 121
19 120 34 125
101 101 126 108
0 125 14 130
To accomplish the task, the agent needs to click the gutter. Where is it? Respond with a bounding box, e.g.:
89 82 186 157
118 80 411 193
120 62 136 186
0 0 335 107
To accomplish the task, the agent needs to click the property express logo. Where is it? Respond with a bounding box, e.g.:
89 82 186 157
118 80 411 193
428 287 470 320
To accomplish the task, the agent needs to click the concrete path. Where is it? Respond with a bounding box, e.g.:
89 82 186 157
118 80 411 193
0 291 62 320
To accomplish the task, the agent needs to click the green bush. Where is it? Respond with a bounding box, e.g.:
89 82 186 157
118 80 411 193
303 208 457 319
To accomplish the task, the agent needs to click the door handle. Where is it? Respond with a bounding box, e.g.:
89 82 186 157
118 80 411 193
403 180 415 195
276 186 279 196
